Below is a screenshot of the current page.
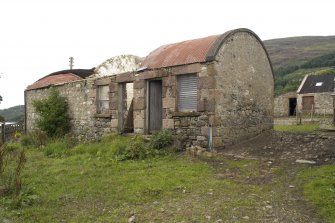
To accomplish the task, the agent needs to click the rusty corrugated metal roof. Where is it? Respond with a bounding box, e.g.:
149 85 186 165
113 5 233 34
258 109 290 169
142 35 220 69
27 73 82 90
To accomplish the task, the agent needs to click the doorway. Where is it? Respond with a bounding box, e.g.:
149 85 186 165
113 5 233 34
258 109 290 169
148 80 162 133
302 96 314 112
288 98 297 116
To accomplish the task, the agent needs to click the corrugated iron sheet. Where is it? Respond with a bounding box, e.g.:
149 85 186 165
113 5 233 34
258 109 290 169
27 73 82 90
142 35 220 69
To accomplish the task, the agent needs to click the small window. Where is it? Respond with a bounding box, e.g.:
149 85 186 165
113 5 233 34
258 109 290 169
178 74 198 111
315 82 323 86
97 85 109 114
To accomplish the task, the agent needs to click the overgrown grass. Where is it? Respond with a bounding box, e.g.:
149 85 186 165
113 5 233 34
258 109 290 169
297 165 335 222
0 135 275 222
274 124 320 132
1 133 333 222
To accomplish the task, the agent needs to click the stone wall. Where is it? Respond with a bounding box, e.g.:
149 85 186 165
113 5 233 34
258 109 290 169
213 31 274 147
297 92 334 115
274 92 297 117
25 76 117 140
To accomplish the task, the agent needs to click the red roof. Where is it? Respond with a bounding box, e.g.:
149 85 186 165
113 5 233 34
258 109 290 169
142 35 220 69
27 73 82 90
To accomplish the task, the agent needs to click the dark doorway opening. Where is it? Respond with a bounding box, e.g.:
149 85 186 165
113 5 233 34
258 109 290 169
119 82 134 133
148 80 162 133
289 98 297 116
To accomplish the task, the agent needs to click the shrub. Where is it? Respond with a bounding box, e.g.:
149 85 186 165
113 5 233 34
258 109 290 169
150 129 173 150
33 87 71 137
115 139 148 161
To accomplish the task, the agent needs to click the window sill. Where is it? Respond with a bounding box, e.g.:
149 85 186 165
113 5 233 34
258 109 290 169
172 111 201 117
94 114 111 118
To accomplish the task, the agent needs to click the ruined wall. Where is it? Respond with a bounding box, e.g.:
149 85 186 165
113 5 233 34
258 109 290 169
25 76 117 140
214 31 274 147
274 92 297 117
297 92 334 114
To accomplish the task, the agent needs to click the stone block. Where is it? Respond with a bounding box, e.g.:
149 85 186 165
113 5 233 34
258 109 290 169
198 66 208 77
110 119 118 128
163 119 174 129
138 70 162 80
197 135 206 141
199 76 215 89
134 117 144 128
109 82 118 92
134 80 145 89
213 137 223 148
116 73 135 83
201 126 209 136
133 97 145 110
171 63 201 75
163 97 175 109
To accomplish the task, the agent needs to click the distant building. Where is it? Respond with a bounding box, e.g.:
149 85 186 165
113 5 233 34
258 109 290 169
297 73 335 115
274 91 297 117
25 28 274 149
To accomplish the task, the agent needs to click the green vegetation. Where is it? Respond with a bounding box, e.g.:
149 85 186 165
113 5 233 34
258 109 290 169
0 143 26 202
297 165 335 222
274 124 320 132
33 88 71 137
0 134 273 222
1 132 333 222
0 105 24 123
264 36 335 95
274 67 335 95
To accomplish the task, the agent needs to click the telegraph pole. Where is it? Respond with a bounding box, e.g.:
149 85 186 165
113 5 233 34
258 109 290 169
69 57 74 70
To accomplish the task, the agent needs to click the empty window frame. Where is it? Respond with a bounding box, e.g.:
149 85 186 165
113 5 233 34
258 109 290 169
97 85 109 114
177 74 198 111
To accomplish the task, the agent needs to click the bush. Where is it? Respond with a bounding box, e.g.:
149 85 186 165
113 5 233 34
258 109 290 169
150 129 173 150
33 87 71 137
115 138 149 161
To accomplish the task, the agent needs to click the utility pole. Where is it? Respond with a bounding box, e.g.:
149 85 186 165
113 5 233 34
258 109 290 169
0 72 2 104
69 57 74 70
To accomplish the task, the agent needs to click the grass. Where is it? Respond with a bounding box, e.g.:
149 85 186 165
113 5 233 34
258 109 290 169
274 124 320 132
297 165 335 222
0 134 333 222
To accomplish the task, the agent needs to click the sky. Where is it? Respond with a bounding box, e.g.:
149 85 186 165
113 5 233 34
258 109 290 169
0 0 334 109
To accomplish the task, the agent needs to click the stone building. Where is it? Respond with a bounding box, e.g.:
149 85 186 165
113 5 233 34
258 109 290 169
274 92 297 117
297 74 335 115
25 28 274 149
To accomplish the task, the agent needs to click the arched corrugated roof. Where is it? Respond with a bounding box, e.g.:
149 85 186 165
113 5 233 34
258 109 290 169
142 28 273 73
142 35 220 69
26 68 95 90
27 73 82 90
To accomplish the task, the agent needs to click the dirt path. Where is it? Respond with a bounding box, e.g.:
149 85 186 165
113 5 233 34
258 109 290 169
215 130 335 222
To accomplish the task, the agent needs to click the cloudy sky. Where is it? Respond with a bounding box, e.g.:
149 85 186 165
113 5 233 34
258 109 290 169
0 0 334 109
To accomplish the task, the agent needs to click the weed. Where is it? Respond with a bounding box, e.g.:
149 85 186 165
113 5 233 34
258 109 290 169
150 129 173 150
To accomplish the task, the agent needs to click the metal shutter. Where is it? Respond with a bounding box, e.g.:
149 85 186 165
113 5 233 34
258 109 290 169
178 74 197 111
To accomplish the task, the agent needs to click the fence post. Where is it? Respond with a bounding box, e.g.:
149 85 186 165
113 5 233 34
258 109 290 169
1 123 4 144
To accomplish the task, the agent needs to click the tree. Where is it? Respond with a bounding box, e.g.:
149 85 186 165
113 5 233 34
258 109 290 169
33 87 71 137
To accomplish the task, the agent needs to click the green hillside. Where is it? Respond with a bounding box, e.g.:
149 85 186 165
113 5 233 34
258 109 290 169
0 105 24 123
263 36 335 95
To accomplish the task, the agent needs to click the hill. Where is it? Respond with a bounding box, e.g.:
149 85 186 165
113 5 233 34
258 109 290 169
0 105 24 123
264 36 335 69
263 36 335 95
